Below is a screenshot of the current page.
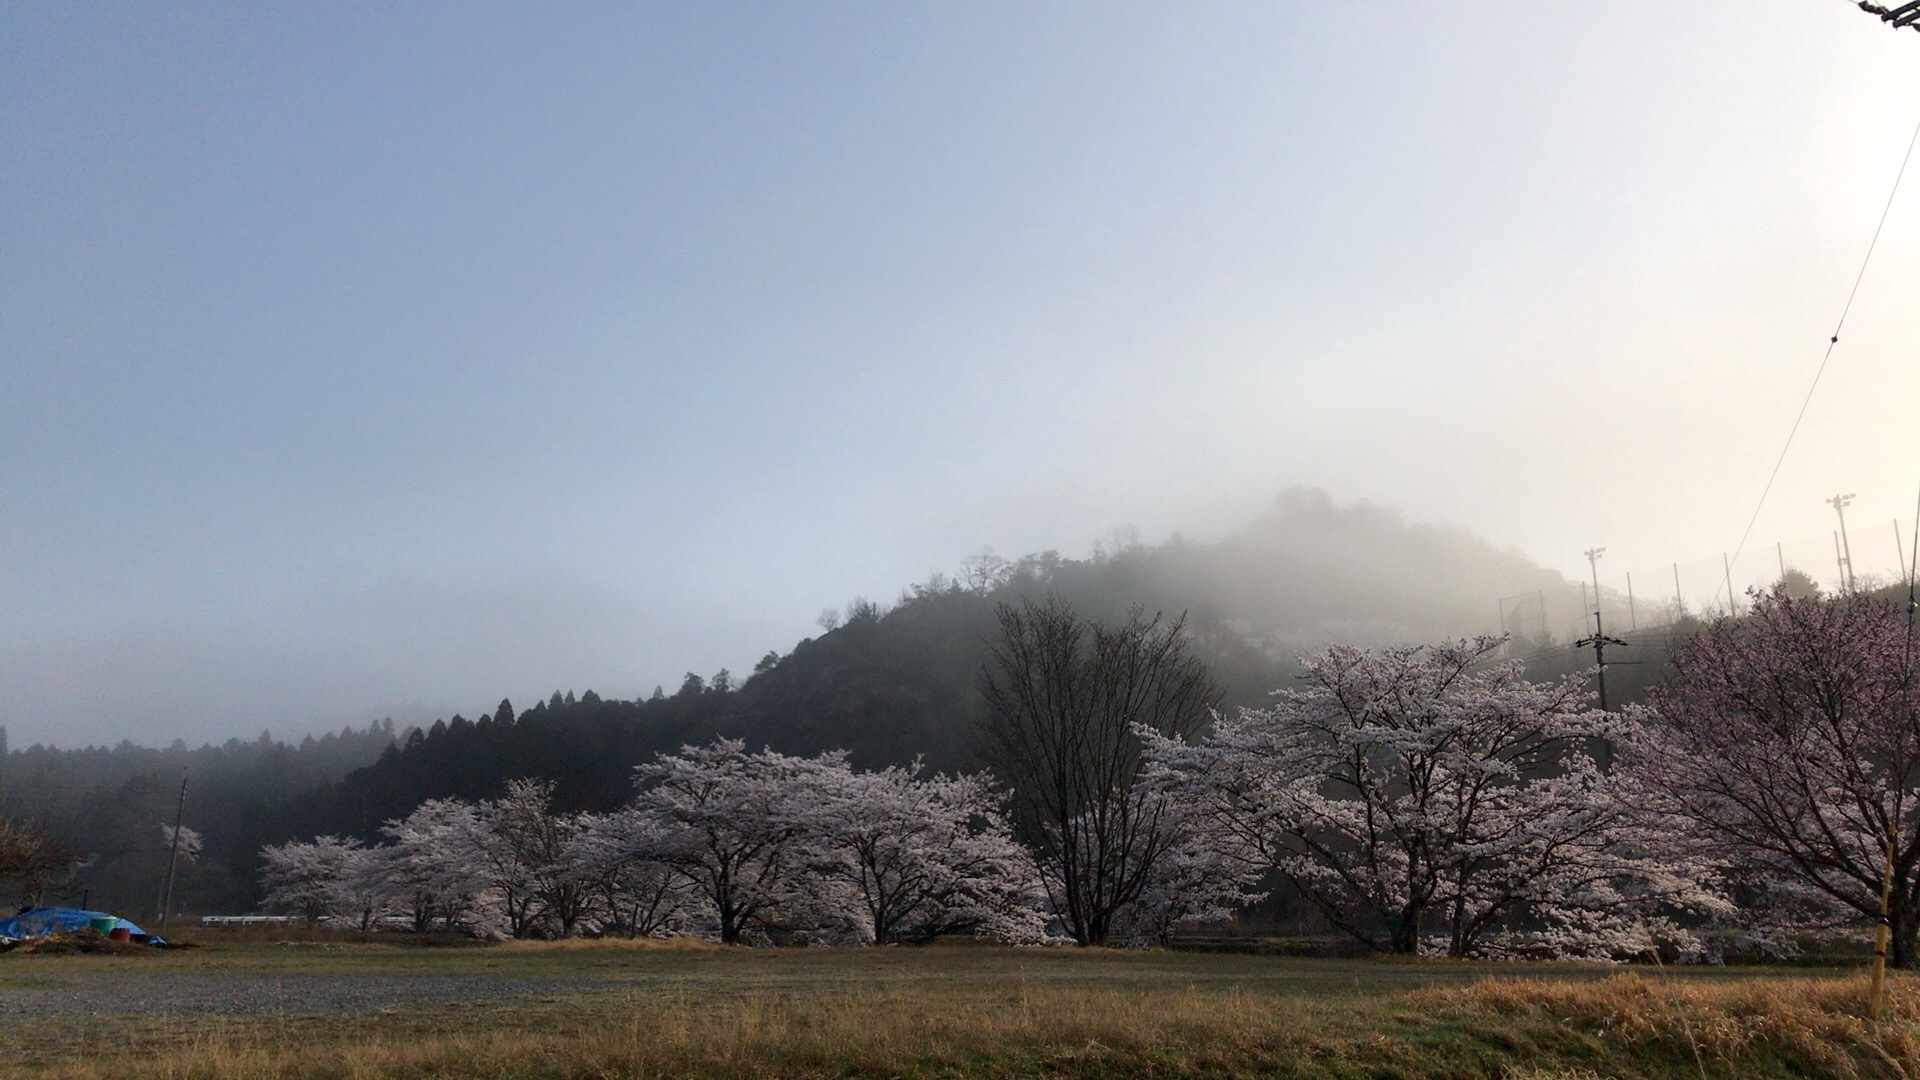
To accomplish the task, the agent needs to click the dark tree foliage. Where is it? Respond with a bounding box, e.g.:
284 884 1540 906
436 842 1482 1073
0 723 398 916
276 691 719 846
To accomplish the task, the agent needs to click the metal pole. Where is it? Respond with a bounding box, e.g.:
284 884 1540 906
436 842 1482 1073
1829 493 1857 591
1778 541 1786 581
1626 572 1637 631
1723 553 1737 616
1575 611 1627 774
157 769 187 932
1584 548 1606 624
1673 563 1684 618
1836 531 1849 592
1590 610 1611 713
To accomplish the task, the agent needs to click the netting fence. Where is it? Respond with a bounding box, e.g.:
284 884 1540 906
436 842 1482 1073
1496 516 1917 650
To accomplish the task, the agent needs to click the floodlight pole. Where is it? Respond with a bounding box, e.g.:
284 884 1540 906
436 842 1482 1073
1583 547 1606 620
1829 494 1858 592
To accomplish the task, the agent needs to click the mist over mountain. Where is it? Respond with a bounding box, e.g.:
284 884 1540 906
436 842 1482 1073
1058 487 1575 648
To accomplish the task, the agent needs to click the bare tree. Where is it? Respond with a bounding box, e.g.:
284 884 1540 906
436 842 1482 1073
979 597 1219 945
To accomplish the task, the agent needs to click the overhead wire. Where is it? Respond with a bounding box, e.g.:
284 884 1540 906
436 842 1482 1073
1713 112 1920 610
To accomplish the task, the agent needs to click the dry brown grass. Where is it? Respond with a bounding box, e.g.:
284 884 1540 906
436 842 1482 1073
7 942 1916 1079
1412 970 1920 1080
10 979 1334 1079
490 933 726 954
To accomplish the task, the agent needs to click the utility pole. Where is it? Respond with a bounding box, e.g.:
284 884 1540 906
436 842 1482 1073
156 769 187 933
1575 610 1630 714
1856 2 1920 34
1829 493 1857 592
1575 609 1630 772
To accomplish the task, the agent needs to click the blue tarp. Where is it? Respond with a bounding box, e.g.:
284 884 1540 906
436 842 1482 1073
0 906 165 946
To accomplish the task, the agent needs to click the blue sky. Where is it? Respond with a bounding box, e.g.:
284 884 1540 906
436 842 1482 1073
5 3 1917 746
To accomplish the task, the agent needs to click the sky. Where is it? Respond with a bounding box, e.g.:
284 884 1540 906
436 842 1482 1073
4 2 1917 748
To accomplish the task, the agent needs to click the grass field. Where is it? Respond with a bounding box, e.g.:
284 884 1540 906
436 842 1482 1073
2 932 1915 1079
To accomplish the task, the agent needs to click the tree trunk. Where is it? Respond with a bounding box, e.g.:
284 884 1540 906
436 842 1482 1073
1893 904 1916 970
1390 901 1423 954
1083 910 1108 948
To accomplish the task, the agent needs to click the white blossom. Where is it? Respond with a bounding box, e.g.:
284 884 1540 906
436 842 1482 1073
1146 636 1723 958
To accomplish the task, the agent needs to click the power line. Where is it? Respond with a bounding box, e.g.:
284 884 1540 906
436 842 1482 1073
1714 112 1920 609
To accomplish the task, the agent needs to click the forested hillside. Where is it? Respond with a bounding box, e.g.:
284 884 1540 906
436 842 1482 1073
4 492 1591 916
0 723 397 917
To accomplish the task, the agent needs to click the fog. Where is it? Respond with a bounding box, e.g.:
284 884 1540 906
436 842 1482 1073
4 4 1916 747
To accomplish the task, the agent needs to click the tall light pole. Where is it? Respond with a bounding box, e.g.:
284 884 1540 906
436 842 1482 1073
1583 547 1606 620
1828 493 1857 592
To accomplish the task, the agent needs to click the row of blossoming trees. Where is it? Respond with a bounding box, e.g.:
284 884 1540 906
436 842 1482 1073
262 747 1049 945
262 586 1920 959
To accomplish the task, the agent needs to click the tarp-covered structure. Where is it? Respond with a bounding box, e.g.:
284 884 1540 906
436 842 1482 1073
0 906 166 946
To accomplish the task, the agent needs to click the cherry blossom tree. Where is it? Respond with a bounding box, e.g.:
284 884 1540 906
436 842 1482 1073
562 809 690 937
333 842 400 931
0 816 74 907
1147 636 1716 957
377 798 494 933
805 762 1044 943
259 835 363 924
483 778 593 937
159 823 203 863
630 738 835 944
1626 587 1920 965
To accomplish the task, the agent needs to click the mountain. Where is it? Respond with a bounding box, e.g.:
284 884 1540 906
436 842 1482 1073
5 490 1587 914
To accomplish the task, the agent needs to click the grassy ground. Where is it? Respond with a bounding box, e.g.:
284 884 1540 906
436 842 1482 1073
2 933 1915 1078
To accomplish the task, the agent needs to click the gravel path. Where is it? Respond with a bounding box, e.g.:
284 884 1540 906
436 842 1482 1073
0 970 622 1017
